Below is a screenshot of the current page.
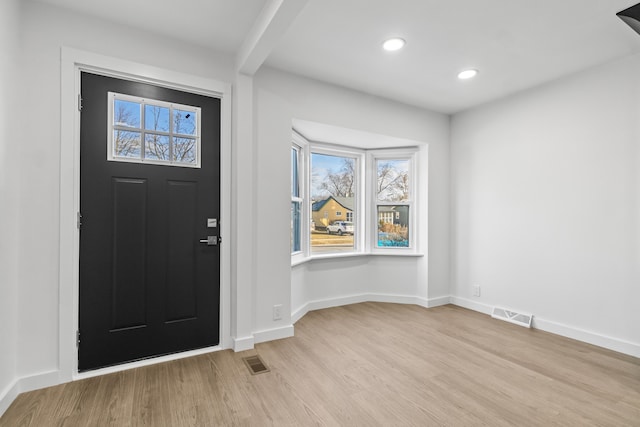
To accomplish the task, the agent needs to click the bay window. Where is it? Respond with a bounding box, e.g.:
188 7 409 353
292 130 418 263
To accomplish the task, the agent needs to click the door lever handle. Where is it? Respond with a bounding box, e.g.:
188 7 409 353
199 236 220 246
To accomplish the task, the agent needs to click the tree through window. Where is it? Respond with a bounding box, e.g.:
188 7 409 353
376 159 411 248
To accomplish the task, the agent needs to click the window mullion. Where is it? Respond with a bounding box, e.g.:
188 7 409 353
168 105 174 162
140 102 146 160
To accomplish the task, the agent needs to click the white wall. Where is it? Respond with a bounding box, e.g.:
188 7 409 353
14 0 235 380
0 0 21 413
451 54 640 354
253 67 450 327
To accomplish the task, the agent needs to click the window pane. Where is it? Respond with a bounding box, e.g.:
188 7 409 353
145 134 170 161
291 147 299 197
291 201 301 253
173 137 197 164
114 99 140 128
377 159 409 202
173 109 197 135
109 92 201 168
145 105 170 132
311 152 356 254
113 130 141 158
377 205 409 247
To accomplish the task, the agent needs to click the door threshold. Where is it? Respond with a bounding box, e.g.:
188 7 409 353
73 345 223 380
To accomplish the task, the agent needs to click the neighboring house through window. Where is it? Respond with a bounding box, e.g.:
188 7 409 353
373 156 413 248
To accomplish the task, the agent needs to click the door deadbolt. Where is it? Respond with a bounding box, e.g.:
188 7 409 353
199 236 221 246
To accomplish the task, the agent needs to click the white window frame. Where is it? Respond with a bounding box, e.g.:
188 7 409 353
368 149 418 254
291 132 308 264
291 132 419 265
309 143 365 258
107 92 202 168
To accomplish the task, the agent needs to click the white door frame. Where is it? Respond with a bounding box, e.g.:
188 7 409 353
59 47 232 380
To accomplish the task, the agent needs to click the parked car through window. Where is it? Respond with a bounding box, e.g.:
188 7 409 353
326 221 354 235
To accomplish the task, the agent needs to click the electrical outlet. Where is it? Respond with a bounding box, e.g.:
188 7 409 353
273 304 283 320
473 285 481 297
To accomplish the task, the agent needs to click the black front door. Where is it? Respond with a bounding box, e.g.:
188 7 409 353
79 72 221 371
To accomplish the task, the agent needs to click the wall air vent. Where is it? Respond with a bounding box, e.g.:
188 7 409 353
491 307 533 328
618 3 640 36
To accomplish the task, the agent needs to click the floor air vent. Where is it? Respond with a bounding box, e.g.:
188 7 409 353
243 355 270 375
491 307 533 328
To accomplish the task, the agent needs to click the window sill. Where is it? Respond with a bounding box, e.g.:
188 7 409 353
291 251 424 267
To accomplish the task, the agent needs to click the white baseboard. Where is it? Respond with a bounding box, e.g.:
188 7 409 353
17 370 61 394
367 293 430 307
0 370 60 418
292 293 453 324
232 335 255 352
449 296 640 358
0 378 19 418
449 296 493 315
253 325 295 344
425 295 452 308
292 294 367 323
291 304 308 324
532 317 640 358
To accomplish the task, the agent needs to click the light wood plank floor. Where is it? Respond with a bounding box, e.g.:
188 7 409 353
2 303 639 426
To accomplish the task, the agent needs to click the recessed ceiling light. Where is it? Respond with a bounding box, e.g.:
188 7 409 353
383 38 406 51
458 69 478 80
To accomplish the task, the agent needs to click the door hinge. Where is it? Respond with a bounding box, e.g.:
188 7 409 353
76 330 80 348
78 94 83 111
77 212 83 229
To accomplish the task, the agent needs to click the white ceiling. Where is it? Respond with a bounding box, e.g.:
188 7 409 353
33 0 268 53
33 0 640 114
267 0 640 113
